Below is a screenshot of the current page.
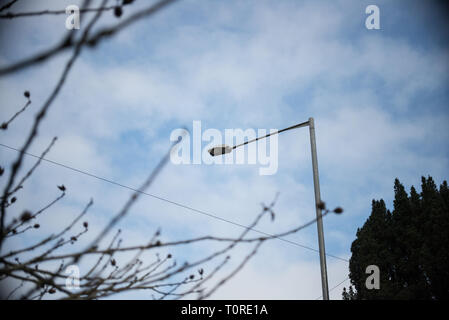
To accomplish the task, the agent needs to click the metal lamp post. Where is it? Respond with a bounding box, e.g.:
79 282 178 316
208 117 329 300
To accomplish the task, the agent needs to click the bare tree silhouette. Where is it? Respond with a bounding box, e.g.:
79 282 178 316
0 0 343 300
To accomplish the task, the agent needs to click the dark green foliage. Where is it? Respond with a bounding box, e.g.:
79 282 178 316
344 176 449 300
342 285 356 300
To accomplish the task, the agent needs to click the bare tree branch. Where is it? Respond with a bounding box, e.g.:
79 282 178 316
0 0 178 76
0 0 344 300
0 0 98 250
1 92 31 130
0 0 18 13
0 5 116 19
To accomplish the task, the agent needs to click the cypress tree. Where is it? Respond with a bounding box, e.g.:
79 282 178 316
419 177 449 299
346 176 449 299
342 287 349 300
391 179 430 299
349 199 396 299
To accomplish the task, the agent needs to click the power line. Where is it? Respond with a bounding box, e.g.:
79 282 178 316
315 277 350 300
0 142 348 263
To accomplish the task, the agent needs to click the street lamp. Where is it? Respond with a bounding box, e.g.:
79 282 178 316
208 117 330 300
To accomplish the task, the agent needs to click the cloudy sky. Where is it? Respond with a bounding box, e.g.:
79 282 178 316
0 0 448 299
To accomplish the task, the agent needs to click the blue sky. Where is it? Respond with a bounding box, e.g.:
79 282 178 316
0 0 448 299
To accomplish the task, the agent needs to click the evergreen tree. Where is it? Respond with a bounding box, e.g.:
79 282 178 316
349 199 396 299
346 176 449 299
440 181 449 209
391 179 430 299
348 286 355 299
342 286 356 300
342 287 349 300
419 177 449 299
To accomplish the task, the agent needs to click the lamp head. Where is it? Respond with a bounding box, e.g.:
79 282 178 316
208 145 233 156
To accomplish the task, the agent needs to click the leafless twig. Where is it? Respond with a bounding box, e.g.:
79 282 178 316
1 92 31 130
0 0 18 13
0 0 178 76
0 0 343 300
